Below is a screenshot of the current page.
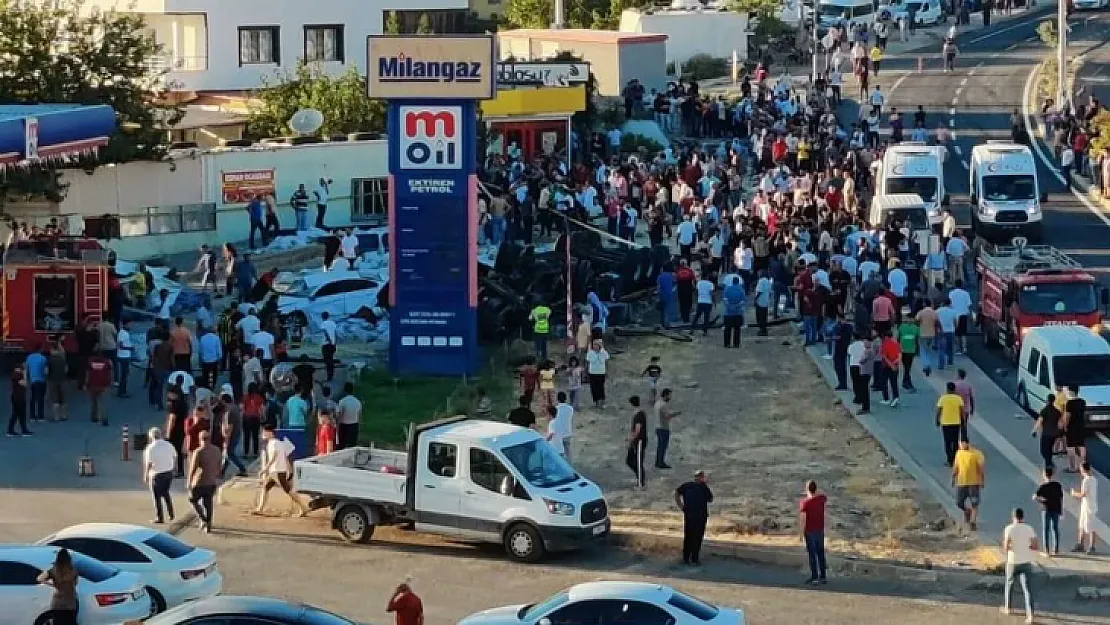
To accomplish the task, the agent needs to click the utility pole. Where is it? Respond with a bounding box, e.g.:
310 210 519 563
1058 0 1067 110
553 0 565 29
812 16 820 86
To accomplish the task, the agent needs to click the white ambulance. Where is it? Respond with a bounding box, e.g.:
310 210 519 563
876 142 949 227
969 141 1047 242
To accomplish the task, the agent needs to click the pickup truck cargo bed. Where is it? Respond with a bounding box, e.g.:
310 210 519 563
295 447 407 506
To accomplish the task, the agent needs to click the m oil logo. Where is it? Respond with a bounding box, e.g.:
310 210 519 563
399 105 462 170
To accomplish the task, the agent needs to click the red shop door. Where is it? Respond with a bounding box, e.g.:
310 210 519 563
492 120 568 162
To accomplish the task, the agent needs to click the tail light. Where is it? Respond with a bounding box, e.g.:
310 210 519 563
94 592 132 607
180 568 206 580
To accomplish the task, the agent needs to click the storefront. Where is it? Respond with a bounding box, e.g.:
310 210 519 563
482 62 589 163
0 104 116 168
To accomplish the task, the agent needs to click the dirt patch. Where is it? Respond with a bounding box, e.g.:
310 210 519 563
569 323 996 571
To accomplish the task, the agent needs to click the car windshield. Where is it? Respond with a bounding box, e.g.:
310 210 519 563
1018 282 1097 315
884 208 929 230
282 278 311 297
70 551 119 583
885 176 938 202
518 590 570 620
142 533 195 559
501 440 578 488
982 174 1036 201
1053 355 1110 388
668 590 721 621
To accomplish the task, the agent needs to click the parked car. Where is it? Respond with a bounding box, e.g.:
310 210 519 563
146 595 364 624
458 581 745 625
276 271 387 341
0 545 151 625
37 523 222 614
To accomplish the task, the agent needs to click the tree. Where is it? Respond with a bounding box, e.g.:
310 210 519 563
0 0 181 202
730 0 793 57
385 10 403 34
247 64 386 139
504 0 610 29
592 0 653 29
416 12 434 35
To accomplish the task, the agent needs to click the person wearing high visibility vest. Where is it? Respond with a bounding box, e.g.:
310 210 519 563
529 302 552 360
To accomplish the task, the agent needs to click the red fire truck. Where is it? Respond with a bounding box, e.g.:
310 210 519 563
977 240 1107 359
0 236 110 360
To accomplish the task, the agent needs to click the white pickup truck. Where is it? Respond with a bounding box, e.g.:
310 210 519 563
294 416 611 562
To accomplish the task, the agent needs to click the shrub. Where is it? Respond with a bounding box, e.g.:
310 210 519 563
680 53 729 82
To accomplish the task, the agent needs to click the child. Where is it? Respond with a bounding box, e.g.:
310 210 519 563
316 411 337 456
517 356 539 406
642 356 663 403
242 382 265 458
566 356 583 409
538 359 557 412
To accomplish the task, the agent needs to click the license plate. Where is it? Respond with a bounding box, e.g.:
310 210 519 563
592 524 606 536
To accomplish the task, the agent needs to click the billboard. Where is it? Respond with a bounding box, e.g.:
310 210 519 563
366 35 496 100
221 169 275 204
497 62 590 87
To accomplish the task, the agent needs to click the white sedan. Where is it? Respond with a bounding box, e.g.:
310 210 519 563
459 581 745 625
38 523 222 614
0 545 151 625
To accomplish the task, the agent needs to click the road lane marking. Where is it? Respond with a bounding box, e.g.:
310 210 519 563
949 107 957 115
949 118 956 127
967 10 1055 45
961 77 969 86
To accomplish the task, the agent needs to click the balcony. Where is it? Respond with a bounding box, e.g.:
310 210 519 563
147 54 208 72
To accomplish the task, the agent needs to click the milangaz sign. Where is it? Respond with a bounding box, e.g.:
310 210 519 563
367 35 496 100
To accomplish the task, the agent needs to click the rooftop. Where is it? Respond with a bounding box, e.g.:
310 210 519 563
498 28 667 45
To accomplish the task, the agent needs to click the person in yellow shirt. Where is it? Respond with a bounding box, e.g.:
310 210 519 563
952 439 986 530
936 381 966 465
797 136 812 172
869 45 884 77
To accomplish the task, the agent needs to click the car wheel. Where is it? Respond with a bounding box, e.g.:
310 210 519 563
336 505 375 544
504 523 545 563
147 586 167 614
1017 384 1030 412
33 614 53 625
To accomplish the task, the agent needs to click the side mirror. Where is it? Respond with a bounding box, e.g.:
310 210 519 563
1040 191 1049 202
941 194 951 207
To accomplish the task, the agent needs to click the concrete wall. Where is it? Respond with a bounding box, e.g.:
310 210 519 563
618 9 749 67
618 41 669 95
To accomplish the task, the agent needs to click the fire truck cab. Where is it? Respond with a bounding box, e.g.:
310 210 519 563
976 238 1107 359
0 236 110 362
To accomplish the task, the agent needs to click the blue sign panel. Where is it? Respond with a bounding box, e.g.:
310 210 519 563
387 100 479 376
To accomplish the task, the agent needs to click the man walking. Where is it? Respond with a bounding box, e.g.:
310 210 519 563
722 276 746 347
198 326 222 390
85 352 112 426
25 345 48 422
335 382 363 449
1001 508 1037 624
143 428 177 524
831 313 853 390
1034 466 1063 556
627 396 648 488
386 579 423 625
1071 462 1100 554
116 321 134 398
936 381 966 465
754 270 772 336
320 311 338 382
187 430 222 533
528 300 552 360
799 480 828 585
953 438 986 530
655 388 680 469
693 274 715 336
675 470 713 566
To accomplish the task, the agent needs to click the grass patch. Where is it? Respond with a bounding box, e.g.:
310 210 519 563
353 353 520 449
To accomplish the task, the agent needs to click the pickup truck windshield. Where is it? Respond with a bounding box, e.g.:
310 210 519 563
502 440 578 488
1019 282 1097 315
1052 354 1110 388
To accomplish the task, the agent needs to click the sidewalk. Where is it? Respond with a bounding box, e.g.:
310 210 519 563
806 342 1110 582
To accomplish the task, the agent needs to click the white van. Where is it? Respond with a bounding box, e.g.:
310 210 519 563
816 0 878 29
869 193 931 256
1016 325 1110 428
886 0 946 25
970 141 1048 242
876 143 949 226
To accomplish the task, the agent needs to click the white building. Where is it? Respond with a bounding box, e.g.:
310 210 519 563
82 0 470 93
619 3 749 68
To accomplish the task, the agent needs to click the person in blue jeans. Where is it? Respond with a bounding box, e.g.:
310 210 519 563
800 480 828 584
246 196 265 249
25 345 49 422
1034 467 1063 556
655 389 678 469
936 299 959 370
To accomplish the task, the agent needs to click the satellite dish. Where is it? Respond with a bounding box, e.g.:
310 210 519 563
289 108 324 136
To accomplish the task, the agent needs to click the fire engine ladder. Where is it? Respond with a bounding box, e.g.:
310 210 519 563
980 243 1080 278
82 266 104 322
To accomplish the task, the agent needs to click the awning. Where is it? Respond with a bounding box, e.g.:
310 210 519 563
0 104 116 168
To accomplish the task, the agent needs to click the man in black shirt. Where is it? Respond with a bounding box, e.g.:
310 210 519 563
626 396 648 488
674 470 714 565
292 355 316 398
1063 385 1087 473
1034 467 1064 556
507 396 536 430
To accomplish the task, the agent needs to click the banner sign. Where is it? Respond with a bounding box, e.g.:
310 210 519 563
221 169 275 204
388 100 479 376
497 62 590 87
367 35 496 100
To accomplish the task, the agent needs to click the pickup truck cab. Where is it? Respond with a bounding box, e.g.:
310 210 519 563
294 416 611 562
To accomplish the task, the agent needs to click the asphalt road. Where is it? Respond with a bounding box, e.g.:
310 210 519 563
875 7 1110 482
182 524 1110 625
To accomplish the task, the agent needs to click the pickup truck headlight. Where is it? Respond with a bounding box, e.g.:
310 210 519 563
1028 203 1040 215
980 204 996 217
543 498 575 516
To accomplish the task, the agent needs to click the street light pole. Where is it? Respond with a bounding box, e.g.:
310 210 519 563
1058 0 1067 110
812 16 820 85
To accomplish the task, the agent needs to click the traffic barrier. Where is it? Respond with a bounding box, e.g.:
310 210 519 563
121 425 130 461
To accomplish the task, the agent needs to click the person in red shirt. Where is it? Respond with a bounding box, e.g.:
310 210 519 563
85 353 113 425
315 412 337 456
799 480 828 584
242 383 265 459
386 581 424 625
675 261 697 323
878 331 903 408
823 186 843 214
517 357 539 406
772 136 788 164
184 407 212 457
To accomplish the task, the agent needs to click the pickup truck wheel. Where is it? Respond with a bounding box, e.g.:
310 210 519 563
337 505 375 544
504 523 544 563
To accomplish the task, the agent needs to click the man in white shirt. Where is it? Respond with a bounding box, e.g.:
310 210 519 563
339 228 360 270
252 329 276 367
243 351 265 391
1072 462 1100 554
255 425 310 516
236 308 261 346
319 311 339 382
869 86 885 116
945 232 968 285
335 382 363 449
1001 507 1038 623
675 216 697 262
848 337 871 413
948 279 973 354
547 392 576 461
693 276 715 336
143 427 177 524
314 177 331 229
936 300 959 370
116 320 134 398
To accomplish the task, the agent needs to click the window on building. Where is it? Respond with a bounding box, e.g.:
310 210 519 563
351 178 389 222
305 25 344 63
117 204 217 238
239 26 280 65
